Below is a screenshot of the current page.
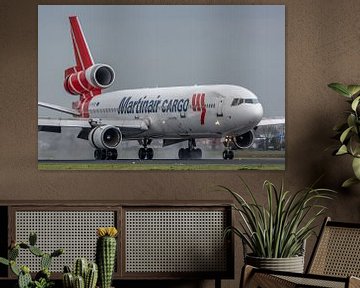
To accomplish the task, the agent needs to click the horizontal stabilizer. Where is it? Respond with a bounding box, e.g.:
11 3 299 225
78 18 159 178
38 102 81 116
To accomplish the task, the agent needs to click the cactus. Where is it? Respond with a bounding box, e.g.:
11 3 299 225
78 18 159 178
85 262 98 288
19 243 30 249
35 268 50 282
96 227 118 288
29 245 44 257
74 275 85 288
51 248 64 258
74 258 88 279
41 253 52 270
9 246 19 260
0 232 64 288
18 267 32 288
0 257 9 266
63 271 74 288
10 260 20 276
29 232 37 246
64 265 72 273
63 259 98 288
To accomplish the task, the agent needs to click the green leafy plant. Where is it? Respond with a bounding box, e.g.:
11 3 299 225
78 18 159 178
33 278 54 288
222 179 334 258
0 232 63 288
328 83 360 187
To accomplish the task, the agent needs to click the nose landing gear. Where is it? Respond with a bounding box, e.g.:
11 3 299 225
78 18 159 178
223 136 234 160
138 138 154 160
178 139 202 160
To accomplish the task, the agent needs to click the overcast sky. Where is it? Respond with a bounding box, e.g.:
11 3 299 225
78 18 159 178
38 5 285 117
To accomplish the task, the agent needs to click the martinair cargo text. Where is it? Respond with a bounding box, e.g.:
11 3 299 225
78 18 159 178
38 16 284 160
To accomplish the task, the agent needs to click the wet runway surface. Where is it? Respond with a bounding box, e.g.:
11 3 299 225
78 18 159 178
39 157 284 165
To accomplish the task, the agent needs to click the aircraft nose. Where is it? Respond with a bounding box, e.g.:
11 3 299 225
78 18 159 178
254 103 264 122
248 102 263 128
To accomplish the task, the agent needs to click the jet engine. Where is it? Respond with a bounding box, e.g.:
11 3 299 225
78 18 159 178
64 64 115 95
88 125 122 149
232 130 255 149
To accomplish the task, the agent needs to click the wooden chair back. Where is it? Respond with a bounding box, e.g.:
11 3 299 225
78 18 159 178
307 217 360 278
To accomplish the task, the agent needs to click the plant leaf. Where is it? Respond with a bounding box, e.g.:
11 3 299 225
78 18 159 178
0 257 9 266
350 135 360 157
342 177 360 188
347 85 360 97
352 96 360 111
352 157 360 180
336 145 348 155
347 114 356 128
340 126 353 143
328 83 351 97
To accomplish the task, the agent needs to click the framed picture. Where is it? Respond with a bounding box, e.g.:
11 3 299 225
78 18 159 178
38 5 285 170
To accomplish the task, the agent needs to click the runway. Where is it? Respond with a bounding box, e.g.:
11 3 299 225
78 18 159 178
39 157 284 166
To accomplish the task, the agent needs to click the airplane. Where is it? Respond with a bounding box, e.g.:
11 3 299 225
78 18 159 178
38 16 284 161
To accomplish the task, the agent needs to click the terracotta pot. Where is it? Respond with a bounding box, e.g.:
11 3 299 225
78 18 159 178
245 254 305 273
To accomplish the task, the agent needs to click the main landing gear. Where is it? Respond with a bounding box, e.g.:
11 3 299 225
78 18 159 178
138 138 154 160
94 148 118 160
222 136 234 160
178 139 202 160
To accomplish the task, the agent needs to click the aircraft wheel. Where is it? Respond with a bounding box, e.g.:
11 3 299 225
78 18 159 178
185 148 191 159
139 148 146 160
228 150 234 160
94 149 106 160
178 148 186 159
112 149 118 160
146 148 154 160
106 149 118 160
94 149 102 160
223 150 229 160
193 148 202 159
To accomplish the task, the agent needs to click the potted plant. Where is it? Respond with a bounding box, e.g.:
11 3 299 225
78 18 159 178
0 232 63 288
62 258 98 288
328 83 360 187
222 179 334 273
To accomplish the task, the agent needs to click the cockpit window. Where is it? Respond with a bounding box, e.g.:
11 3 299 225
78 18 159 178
233 98 258 105
231 98 240 106
245 99 259 104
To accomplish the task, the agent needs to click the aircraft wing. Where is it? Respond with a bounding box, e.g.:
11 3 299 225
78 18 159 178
258 117 285 126
38 118 149 137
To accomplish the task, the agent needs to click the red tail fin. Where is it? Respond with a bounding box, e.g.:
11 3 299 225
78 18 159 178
69 16 94 70
63 16 115 117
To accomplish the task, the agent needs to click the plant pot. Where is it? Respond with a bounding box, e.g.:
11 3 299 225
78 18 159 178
245 254 304 273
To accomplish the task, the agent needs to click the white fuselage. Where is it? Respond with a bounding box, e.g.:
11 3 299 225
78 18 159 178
87 84 263 140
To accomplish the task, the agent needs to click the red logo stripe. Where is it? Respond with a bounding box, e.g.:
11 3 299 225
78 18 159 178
196 93 201 111
192 94 196 111
200 93 206 125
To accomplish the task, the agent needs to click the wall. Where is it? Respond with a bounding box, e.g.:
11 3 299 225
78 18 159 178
1 1 360 287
